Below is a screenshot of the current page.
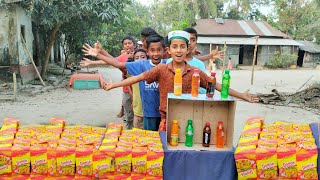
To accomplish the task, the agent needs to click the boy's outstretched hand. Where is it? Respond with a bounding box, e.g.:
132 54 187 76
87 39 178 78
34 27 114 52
211 46 226 60
80 58 92 67
94 41 103 53
103 78 113 91
82 43 99 57
242 90 259 103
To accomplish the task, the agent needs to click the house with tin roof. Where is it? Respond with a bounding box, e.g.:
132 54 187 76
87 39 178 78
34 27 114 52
193 18 302 67
297 41 320 67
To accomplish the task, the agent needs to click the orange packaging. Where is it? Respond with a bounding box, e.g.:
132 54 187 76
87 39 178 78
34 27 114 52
61 133 77 141
1 174 30 180
145 131 160 138
30 146 47 175
63 125 78 134
1 123 18 133
256 146 278 179
114 172 131 180
105 129 121 138
147 149 164 177
30 174 47 180
0 146 12 175
131 173 146 180
92 127 106 135
107 122 124 130
3 117 20 126
56 146 75 176
234 145 257 180
242 123 261 134
296 145 318 180
46 175 75 180
50 118 66 126
277 146 297 179
75 175 92 180
132 147 147 174
45 125 63 134
145 175 163 180
246 117 264 125
76 147 93 177
15 132 31 140
92 148 115 179
77 125 92 134
238 134 259 146
121 130 134 137
12 146 30 175
259 132 277 141
132 128 146 137
261 124 276 133
47 148 57 176
293 123 312 132
115 148 132 174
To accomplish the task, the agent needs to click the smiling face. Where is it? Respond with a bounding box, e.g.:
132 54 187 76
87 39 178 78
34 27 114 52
168 39 188 64
122 39 135 53
134 51 147 60
147 42 164 64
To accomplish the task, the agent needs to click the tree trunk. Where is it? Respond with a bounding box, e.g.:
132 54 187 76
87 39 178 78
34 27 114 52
54 42 59 63
41 23 62 77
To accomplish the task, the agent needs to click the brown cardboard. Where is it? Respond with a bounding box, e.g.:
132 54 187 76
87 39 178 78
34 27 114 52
166 93 236 151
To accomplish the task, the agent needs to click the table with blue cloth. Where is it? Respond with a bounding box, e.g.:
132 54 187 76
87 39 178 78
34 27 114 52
160 123 319 180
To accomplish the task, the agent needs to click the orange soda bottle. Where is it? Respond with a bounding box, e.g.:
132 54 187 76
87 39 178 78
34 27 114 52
174 68 182 96
191 69 200 97
170 120 179 146
216 121 224 148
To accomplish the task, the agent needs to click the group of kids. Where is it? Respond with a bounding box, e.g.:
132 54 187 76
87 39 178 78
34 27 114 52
81 27 259 132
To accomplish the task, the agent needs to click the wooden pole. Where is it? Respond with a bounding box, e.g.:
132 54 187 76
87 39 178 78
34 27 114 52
13 72 17 101
20 34 46 86
251 36 259 85
221 42 227 74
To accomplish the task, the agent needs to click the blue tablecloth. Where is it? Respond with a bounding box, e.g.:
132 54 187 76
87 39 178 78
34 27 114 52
160 132 237 180
310 123 320 177
161 123 320 180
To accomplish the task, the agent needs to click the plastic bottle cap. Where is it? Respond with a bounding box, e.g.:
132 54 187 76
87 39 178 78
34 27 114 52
218 121 223 124
175 68 181 73
194 69 199 73
205 122 210 126
211 72 216 77
173 120 178 123
188 119 192 124
225 69 230 74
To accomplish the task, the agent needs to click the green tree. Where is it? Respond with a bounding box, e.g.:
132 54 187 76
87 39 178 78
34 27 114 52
5 0 130 77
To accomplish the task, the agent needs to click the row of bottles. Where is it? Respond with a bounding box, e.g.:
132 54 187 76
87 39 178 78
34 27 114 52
173 68 231 99
170 119 224 148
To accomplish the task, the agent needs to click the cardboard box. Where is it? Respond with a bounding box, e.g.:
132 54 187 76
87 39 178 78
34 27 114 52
166 93 235 151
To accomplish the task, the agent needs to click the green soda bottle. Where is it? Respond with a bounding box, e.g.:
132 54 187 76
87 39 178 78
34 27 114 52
185 119 194 147
221 69 231 99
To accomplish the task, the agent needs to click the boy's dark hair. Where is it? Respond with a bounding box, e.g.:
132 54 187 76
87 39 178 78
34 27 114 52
121 36 136 46
141 27 158 38
146 35 165 49
183 27 198 39
134 48 147 56
163 36 169 48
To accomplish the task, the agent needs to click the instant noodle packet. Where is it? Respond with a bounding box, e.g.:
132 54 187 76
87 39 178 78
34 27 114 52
56 146 76 176
12 146 30 175
30 146 47 175
115 147 132 174
256 146 278 179
132 147 147 174
277 146 297 179
76 147 93 177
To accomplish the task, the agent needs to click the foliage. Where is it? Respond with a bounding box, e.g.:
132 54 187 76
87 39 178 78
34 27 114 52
265 51 297 68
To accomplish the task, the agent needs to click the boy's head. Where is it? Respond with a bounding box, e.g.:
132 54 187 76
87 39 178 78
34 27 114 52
133 49 148 60
141 27 158 50
163 36 171 59
167 30 190 63
146 35 165 64
121 36 136 54
183 27 198 55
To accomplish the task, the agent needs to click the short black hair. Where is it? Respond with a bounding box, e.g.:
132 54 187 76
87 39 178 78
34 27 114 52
134 48 148 57
121 36 136 46
141 27 158 38
183 27 198 39
146 35 165 49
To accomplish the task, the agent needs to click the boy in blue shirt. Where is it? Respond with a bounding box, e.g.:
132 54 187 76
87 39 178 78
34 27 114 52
82 35 166 131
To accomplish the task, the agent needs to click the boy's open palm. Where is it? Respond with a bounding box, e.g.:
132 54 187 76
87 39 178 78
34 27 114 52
103 78 113 91
242 90 259 103
80 58 92 67
82 43 99 57
94 41 103 53
211 46 226 60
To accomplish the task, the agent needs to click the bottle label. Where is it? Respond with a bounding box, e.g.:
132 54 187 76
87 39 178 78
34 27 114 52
206 82 216 94
221 131 224 137
203 132 211 144
187 130 193 136
174 84 182 95
170 134 178 146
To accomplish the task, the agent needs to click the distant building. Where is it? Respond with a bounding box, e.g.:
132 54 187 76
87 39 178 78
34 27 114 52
193 18 301 67
297 41 320 67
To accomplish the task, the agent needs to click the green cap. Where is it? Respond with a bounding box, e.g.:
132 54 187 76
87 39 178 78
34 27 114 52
168 30 190 43
225 69 230 74
188 119 192 124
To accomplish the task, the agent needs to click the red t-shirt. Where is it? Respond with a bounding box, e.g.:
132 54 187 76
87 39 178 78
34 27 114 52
116 54 129 93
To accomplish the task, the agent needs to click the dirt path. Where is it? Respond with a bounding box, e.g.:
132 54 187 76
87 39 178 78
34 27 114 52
0 67 319 145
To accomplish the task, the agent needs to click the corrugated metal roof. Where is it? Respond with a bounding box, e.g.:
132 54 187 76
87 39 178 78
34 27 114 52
193 19 290 38
197 37 301 46
298 41 320 53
